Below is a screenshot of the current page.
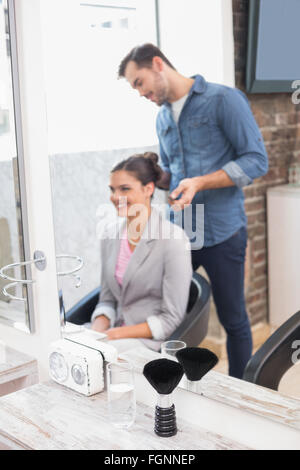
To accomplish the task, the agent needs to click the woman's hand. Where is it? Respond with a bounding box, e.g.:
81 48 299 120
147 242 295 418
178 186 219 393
104 327 124 340
104 323 153 340
91 315 110 332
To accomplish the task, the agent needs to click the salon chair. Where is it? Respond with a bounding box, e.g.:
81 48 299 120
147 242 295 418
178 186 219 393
242 310 300 391
65 272 211 347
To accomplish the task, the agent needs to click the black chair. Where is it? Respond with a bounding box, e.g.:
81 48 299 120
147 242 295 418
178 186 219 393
243 311 300 391
66 271 211 347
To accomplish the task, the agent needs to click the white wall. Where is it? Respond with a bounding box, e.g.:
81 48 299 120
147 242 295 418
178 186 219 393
40 0 158 155
158 0 235 86
1 0 235 160
40 0 235 155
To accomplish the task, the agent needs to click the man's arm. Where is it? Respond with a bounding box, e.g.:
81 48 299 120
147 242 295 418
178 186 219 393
169 87 268 210
218 87 268 187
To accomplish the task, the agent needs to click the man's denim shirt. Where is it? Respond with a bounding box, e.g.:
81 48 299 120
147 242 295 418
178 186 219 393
156 75 268 247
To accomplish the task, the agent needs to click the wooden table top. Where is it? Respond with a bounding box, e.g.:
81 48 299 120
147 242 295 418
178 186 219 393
120 348 300 433
0 346 299 450
0 381 250 450
0 345 37 385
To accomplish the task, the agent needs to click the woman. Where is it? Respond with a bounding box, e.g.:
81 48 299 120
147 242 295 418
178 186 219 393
91 152 192 352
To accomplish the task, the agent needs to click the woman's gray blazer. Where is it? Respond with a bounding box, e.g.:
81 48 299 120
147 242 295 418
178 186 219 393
92 207 193 351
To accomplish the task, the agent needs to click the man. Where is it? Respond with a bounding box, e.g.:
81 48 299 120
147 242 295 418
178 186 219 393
118 43 268 379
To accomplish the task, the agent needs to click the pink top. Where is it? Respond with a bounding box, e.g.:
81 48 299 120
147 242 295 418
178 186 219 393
115 229 133 286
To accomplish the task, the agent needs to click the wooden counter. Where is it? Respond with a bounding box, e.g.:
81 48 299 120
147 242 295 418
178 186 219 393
121 348 300 433
0 347 299 450
120 348 300 450
0 344 38 397
0 381 250 450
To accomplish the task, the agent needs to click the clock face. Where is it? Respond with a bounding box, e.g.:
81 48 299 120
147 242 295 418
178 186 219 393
49 352 69 383
71 364 86 386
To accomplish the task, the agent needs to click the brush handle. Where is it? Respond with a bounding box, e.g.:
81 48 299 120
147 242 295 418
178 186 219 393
187 379 198 393
154 404 177 437
157 393 173 408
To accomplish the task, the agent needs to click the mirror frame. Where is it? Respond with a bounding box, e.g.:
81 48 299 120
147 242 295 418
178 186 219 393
0 0 35 333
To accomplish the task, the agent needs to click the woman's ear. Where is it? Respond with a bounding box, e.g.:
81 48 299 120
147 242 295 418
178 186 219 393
145 182 155 198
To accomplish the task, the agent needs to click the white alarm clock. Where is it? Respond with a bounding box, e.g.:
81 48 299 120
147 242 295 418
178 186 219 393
49 328 118 396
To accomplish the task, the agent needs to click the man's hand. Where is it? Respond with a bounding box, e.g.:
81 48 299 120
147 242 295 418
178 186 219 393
169 170 235 211
169 177 201 211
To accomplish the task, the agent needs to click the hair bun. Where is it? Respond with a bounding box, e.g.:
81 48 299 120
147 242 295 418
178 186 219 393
143 152 159 164
143 152 162 182
111 152 162 189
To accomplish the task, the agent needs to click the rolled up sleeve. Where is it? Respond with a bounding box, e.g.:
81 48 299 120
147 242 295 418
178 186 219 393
91 302 116 325
218 88 268 188
222 160 252 188
147 314 165 341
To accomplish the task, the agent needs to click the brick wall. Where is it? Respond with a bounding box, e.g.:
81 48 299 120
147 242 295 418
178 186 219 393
233 0 300 325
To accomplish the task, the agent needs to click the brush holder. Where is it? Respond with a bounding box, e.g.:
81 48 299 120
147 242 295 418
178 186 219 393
154 393 177 437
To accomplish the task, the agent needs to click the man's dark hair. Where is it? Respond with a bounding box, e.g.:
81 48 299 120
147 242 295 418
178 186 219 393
118 43 176 78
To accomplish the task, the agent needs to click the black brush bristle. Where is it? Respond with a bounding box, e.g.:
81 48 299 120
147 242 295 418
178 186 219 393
143 358 184 394
175 347 218 381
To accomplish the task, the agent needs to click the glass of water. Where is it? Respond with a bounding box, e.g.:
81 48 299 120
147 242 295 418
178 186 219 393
106 359 136 429
161 340 186 361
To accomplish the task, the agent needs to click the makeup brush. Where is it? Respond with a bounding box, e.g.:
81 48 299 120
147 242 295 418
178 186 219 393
143 358 184 437
175 347 218 393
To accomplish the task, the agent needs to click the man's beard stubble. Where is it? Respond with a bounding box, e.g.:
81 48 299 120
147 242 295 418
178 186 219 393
153 71 169 106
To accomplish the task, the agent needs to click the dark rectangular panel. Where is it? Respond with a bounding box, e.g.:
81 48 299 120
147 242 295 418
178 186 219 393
246 0 300 93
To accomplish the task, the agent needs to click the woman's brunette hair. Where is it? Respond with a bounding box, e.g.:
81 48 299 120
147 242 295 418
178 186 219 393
111 152 163 188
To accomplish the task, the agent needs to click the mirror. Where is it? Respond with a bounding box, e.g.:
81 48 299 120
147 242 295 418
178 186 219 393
41 0 161 313
0 0 33 332
41 0 298 398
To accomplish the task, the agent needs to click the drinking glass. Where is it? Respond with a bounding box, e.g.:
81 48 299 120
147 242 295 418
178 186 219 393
161 340 186 361
106 359 136 429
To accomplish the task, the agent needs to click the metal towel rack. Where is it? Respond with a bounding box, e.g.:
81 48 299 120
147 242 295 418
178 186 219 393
0 251 84 301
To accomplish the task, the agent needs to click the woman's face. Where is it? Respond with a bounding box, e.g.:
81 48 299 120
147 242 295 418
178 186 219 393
109 170 154 217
